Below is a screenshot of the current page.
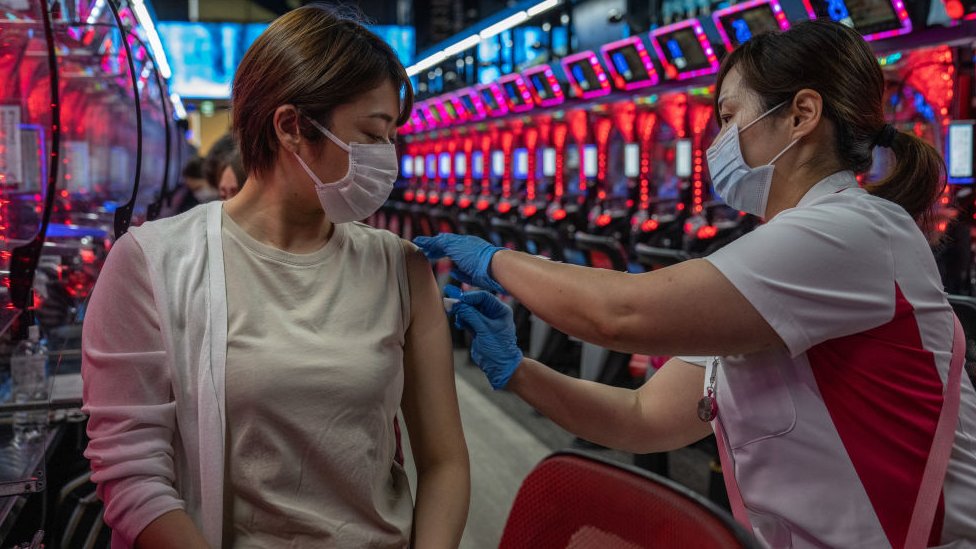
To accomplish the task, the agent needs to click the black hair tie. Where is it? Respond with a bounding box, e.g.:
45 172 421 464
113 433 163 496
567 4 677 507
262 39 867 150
875 124 898 148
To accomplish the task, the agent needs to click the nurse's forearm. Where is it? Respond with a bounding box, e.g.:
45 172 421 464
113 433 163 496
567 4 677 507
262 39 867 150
491 250 630 349
507 358 709 454
412 461 469 548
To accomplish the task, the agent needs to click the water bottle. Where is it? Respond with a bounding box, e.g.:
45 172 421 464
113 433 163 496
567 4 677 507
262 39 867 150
11 325 48 445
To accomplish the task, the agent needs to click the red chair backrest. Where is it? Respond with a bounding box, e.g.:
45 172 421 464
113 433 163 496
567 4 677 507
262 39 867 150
499 450 760 549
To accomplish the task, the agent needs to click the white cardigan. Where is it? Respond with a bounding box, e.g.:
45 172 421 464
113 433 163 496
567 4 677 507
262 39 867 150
83 202 233 547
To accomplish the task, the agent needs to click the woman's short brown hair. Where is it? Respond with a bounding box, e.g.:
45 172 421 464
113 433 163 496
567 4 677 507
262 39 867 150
232 4 414 176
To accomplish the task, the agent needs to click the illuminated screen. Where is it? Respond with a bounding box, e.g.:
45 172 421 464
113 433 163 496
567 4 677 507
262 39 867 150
542 148 557 177
566 59 603 92
656 28 709 73
472 151 485 179
159 22 413 99
624 144 641 178
529 73 557 101
480 88 502 112
425 154 437 178
441 100 458 121
717 5 782 48
583 145 598 178
428 105 444 125
514 148 529 179
458 94 478 117
949 122 974 181
606 44 652 84
676 140 693 178
455 153 468 177
491 151 505 177
805 0 902 36
401 154 414 178
502 80 530 108
413 156 424 177
438 153 452 178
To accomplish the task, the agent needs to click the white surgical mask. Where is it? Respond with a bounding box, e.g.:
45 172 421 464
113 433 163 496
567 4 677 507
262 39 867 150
293 116 398 223
706 101 798 217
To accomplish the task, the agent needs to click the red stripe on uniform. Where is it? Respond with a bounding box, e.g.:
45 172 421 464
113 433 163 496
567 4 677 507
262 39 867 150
807 284 945 547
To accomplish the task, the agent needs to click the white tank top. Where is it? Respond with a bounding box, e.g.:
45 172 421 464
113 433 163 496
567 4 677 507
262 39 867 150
219 209 413 548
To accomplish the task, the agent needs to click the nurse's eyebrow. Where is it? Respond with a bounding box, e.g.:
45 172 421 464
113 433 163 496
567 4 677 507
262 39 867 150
717 95 737 111
362 112 395 123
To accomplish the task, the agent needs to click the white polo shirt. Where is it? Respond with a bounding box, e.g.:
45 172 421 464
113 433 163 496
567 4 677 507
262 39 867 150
702 171 976 548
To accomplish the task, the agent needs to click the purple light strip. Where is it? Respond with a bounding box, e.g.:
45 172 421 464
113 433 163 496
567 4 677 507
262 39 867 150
599 36 660 91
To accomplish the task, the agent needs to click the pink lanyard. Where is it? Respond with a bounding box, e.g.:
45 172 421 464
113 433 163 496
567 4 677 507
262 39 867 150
711 316 966 548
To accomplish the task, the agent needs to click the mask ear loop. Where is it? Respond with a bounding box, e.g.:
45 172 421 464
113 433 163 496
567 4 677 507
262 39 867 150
303 115 352 153
739 100 789 135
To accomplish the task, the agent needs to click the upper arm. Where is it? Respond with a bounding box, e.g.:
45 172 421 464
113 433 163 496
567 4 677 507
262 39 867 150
399 240 468 468
614 204 894 357
81 234 184 543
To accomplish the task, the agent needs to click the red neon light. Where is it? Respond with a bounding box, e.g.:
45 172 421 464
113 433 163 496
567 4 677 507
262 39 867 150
416 191 428 204
459 197 473 209
637 111 658 210
596 214 612 227
524 126 540 201
697 225 718 239
476 199 491 211
429 194 440 205
691 102 714 214
404 190 415 202
552 123 569 199
641 219 660 232
443 195 456 207
613 102 637 143
551 208 567 221
523 204 538 217
498 202 512 214
594 117 614 184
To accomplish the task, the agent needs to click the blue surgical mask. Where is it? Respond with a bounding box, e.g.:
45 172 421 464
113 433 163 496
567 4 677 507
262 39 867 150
706 101 797 217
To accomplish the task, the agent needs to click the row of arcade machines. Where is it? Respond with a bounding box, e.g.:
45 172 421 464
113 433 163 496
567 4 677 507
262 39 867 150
0 1 186 543
372 3 976 498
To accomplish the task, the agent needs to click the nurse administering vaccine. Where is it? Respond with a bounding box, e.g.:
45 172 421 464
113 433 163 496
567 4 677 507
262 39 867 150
417 21 976 547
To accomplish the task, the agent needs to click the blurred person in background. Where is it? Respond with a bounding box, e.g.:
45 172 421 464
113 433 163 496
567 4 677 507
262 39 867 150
218 150 246 200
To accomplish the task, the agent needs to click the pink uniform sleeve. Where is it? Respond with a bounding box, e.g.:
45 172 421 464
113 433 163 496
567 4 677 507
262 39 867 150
705 201 897 357
81 233 184 545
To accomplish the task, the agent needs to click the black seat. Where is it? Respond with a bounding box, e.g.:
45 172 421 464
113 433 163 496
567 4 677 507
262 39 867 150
635 243 691 271
575 232 629 272
947 294 976 386
491 218 527 251
524 224 565 262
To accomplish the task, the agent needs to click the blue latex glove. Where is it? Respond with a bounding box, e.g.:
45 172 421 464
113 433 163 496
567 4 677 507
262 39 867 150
414 234 506 294
445 285 523 390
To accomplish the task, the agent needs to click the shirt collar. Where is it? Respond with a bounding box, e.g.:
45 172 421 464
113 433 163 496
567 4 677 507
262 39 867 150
796 170 859 209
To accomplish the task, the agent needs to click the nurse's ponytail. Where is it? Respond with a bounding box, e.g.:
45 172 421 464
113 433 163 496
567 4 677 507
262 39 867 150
863 125 946 221
715 20 946 221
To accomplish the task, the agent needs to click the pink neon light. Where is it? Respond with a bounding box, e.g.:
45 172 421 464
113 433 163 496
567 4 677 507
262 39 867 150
560 51 612 99
455 87 488 121
522 65 566 107
801 0 912 42
476 83 510 117
649 20 720 81
431 99 457 128
712 0 791 52
498 73 536 113
447 94 470 124
599 36 660 91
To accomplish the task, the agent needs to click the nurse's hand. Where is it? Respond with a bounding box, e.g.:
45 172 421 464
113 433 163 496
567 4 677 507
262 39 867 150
445 286 523 390
414 234 505 294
